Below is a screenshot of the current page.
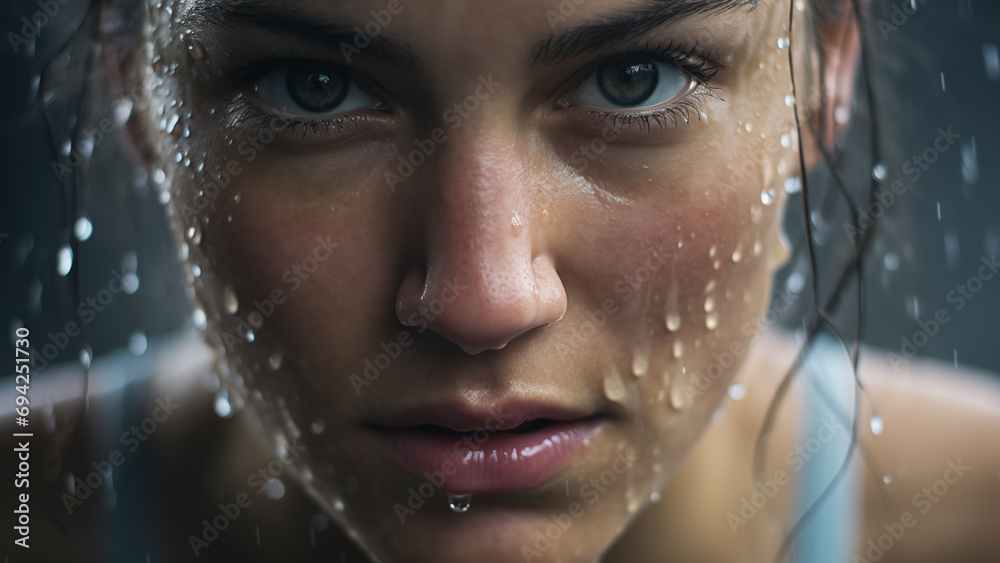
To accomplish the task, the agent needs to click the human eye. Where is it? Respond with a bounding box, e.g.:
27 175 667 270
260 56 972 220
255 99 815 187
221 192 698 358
226 58 390 138
558 40 723 133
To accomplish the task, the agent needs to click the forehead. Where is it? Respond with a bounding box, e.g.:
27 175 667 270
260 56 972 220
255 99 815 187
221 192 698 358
178 0 764 63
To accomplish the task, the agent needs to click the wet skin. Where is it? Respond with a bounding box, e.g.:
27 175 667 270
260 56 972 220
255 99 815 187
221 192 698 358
127 0 813 561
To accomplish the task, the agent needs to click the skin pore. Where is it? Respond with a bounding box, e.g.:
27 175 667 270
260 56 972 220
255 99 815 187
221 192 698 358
122 0 807 561
80 0 999 562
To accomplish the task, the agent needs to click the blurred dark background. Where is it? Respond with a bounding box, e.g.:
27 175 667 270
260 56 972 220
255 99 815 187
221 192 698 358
1 0 997 376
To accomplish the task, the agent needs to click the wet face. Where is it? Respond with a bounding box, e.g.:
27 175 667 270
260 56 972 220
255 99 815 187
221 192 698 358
134 0 803 560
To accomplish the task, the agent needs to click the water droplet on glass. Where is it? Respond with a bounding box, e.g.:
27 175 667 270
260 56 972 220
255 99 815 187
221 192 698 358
56 245 73 276
760 188 776 206
705 311 719 330
74 217 93 241
128 331 148 355
870 415 884 436
665 312 681 331
223 285 239 314
447 493 472 513
728 383 746 400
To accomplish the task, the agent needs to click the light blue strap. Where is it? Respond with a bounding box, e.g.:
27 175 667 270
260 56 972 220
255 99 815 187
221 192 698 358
791 329 860 563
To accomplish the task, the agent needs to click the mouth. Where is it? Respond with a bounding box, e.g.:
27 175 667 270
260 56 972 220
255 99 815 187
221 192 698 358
364 403 607 494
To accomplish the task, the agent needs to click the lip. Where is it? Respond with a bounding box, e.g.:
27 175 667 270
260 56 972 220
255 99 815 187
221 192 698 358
365 402 606 494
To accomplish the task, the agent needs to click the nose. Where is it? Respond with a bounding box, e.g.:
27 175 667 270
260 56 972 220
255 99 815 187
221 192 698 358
395 129 567 354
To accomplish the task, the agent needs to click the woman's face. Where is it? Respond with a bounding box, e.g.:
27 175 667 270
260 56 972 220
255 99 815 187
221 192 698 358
137 0 801 560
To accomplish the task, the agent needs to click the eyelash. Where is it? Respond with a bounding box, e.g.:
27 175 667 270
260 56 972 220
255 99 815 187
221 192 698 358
574 40 724 135
221 40 724 138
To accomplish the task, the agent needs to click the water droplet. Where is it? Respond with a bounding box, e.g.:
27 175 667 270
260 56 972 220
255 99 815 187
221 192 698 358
708 245 717 258
753 240 762 256
631 350 649 377
672 340 683 359
79 347 92 369
869 415 883 436
705 311 719 330
777 37 789 49
704 296 716 313
310 419 326 434
649 491 661 503
56 245 73 276
187 38 205 60
665 312 681 331
882 252 900 271
760 188 776 206
74 217 93 241
233 192 242 204
603 367 627 403
984 43 1000 81
834 105 851 125
268 353 283 370
264 478 286 500
728 383 746 400
784 175 801 194
669 384 687 410
214 389 234 418
128 331 148 355
192 308 207 329
780 134 791 148
223 285 239 314
186 224 202 245
447 493 472 513
731 246 742 263
882 474 893 484
872 163 888 182
510 211 523 236
784 94 794 107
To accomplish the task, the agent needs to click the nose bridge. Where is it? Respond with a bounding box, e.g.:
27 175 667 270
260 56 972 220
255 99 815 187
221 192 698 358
396 122 566 354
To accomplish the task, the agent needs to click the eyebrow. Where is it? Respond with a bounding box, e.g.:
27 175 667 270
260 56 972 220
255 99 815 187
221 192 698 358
531 0 759 66
188 0 756 69
187 1 421 67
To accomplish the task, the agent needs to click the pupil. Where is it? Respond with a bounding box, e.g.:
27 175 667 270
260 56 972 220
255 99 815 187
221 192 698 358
598 61 658 107
287 63 349 113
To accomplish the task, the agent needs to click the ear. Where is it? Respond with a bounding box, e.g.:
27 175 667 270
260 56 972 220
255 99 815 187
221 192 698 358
800 0 865 172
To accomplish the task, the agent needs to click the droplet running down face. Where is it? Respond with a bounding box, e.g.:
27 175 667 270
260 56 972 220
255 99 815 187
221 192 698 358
128 0 808 560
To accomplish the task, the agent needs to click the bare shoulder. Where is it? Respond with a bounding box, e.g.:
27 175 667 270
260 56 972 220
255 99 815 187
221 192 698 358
855 348 1000 562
